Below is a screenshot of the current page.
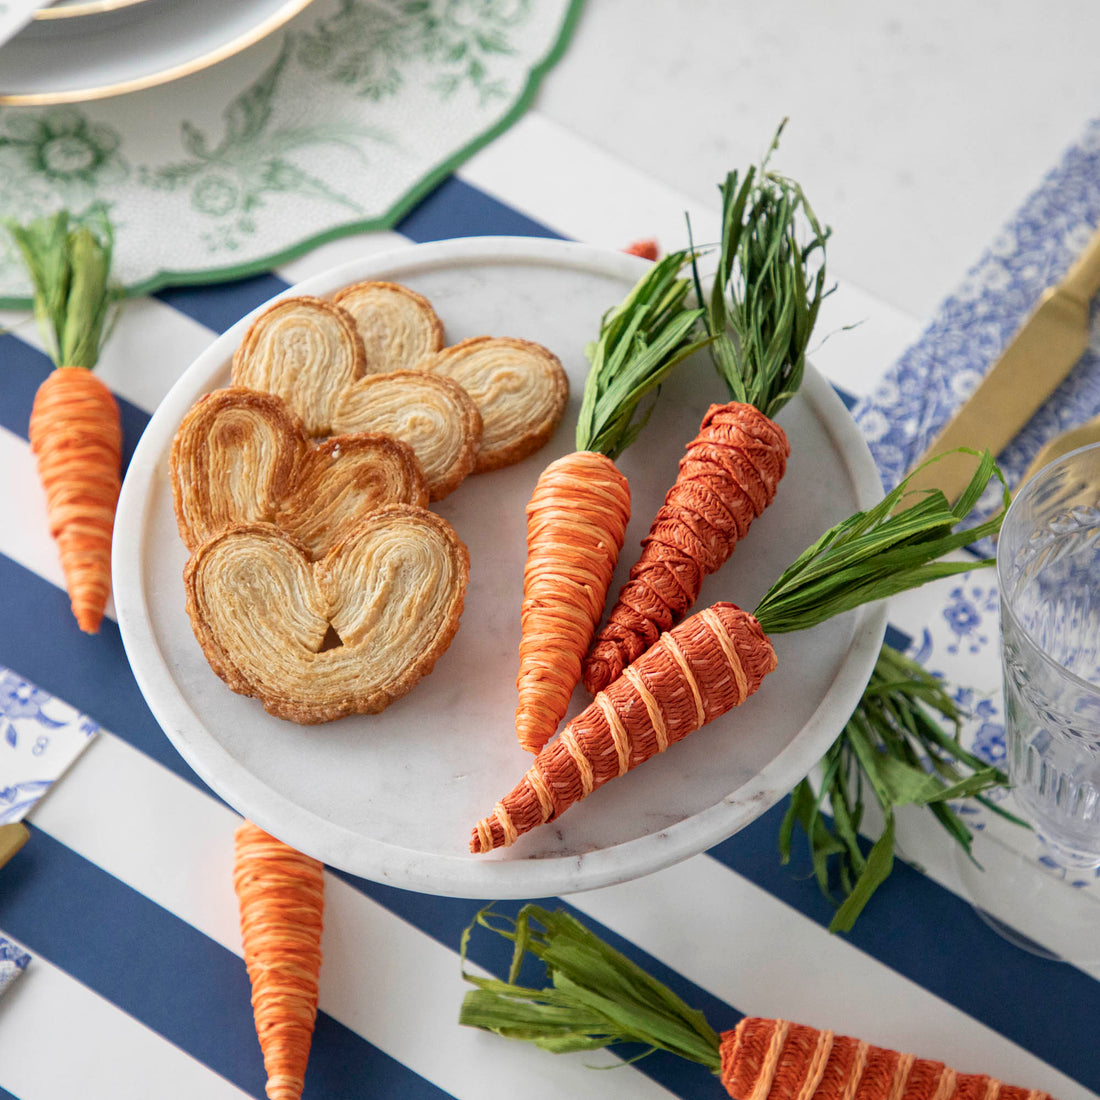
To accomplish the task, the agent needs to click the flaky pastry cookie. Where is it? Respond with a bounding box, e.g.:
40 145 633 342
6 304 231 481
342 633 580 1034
331 370 482 500
170 388 307 554
332 280 445 374
170 387 428 557
184 507 469 724
275 433 428 559
419 336 569 472
232 296 365 437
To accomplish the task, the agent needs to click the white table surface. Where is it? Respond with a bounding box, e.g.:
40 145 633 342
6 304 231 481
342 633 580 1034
2 5 1100 1099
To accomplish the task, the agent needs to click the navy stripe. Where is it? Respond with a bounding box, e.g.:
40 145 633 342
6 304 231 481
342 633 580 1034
710 801 1100 1091
153 177 562 336
0 828 453 1100
397 175 561 245
154 272 291 337
334 877 734 1099
0 554 211 798
0 1085 19 1099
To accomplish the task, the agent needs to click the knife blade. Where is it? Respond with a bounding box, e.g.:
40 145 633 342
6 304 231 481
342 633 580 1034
902 221 1100 503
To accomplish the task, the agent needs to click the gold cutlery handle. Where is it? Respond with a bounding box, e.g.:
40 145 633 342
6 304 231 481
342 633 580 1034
1060 222 1100 304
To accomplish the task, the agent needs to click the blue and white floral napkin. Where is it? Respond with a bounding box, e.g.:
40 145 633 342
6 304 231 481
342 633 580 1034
0 665 98 825
854 117 1100 502
0 934 31 1000
855 120 1100 890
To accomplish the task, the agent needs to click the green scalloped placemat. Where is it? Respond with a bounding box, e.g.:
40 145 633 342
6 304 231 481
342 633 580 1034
0 0 584 306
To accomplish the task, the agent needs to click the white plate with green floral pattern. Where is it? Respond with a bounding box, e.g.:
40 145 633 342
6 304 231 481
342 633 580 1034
0 0 312 104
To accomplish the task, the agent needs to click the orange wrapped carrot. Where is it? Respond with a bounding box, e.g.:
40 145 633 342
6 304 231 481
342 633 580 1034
584 135 829 694
234 821 325 1100
474 452 1007 852
514 251 707 753
8 210 122 634
459 905 1052 1100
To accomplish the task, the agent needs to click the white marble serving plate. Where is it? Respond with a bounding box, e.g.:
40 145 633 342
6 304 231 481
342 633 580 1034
113 236 886 899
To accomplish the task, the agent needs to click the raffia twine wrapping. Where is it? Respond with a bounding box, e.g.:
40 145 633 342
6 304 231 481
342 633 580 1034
584 401 789 694
719 1018 1053 1100
473 602 776 852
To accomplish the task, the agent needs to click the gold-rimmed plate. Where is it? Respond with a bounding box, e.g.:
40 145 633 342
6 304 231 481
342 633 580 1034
34 0 158 21
0 0 313 105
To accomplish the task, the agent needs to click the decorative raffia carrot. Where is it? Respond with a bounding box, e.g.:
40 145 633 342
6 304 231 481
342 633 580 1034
719 1017 1051 1100
514 251 707 753
474 452 1007 851
584 402 790 691
460 904 1052 1100
483 602 773 851
584 132 831 694
234 821 325 1100
8 210 122 634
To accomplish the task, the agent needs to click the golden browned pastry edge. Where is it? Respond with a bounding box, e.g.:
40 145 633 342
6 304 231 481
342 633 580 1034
169 387 309 554
331 370 484 501
183 507 469 724
420 335 570 474
230 295 367 438
331 279 446 374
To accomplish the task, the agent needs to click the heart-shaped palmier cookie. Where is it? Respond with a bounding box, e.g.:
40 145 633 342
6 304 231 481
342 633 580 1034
171 388 306 553
232 296 365 437
275 433 428 559
332 280 445 374
171 388 428 557
419 336 569 472
331 370 483 500
184 506 469 724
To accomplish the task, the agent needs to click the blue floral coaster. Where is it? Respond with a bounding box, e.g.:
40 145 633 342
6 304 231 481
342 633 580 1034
854 117 1100 501
0 665 99 825
0 934 31 999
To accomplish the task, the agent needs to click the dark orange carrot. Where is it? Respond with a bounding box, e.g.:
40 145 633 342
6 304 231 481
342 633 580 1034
476 453 1007 851
622 238 660 260
584 401 789 692
459 905 1052 1100
513 252 706 753
481 602 775 850
583 142 830 694
720 1017 1050 1100
8 210 121 634
234 821 325 1100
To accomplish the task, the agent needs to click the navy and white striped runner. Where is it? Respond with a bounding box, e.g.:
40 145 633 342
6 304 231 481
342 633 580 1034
0 118 1094 1099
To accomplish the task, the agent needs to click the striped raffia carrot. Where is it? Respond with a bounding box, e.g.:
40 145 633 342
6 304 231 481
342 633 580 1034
8 210 122 635
476 602 775 852
510 250 706 754
719 1018 1051 1100
234 821 325 1100
29 366 122 633
515 450 631 753
460 904 1050 1100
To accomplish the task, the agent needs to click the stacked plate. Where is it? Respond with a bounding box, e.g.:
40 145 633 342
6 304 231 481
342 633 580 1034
0 0 313 104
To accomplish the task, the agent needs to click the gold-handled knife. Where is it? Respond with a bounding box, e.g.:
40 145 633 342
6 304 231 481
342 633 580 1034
0 822 28 870
903 221 1100 503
